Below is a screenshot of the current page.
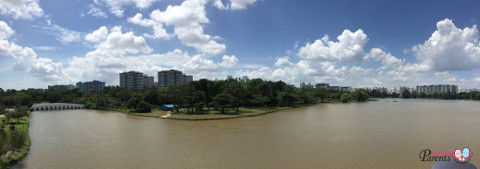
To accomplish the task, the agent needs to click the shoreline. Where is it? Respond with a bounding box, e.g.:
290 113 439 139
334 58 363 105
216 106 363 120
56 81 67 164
108 104 316 121
1 114 31 169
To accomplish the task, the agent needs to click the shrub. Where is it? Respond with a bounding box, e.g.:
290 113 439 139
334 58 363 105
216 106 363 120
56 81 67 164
135 101 151 113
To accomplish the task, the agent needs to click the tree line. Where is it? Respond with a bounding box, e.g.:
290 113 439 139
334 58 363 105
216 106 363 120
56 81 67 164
0 79 370 114
366 89 480 100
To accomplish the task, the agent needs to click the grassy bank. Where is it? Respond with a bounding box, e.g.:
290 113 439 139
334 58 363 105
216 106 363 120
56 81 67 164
111 104 314 121
0 113 31 168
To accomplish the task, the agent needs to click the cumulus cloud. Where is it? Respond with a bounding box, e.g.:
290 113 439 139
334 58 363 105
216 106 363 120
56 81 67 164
412 18 480 71
128 13 170 39
86 26 152 56
274 57 294 67
0 20 66 81
85 26 109 43
213 0 258 10
219 55 239 67
129 0 226 55
298 29 368 62
0 0 43 19
366 48 403 69
95 0 158 17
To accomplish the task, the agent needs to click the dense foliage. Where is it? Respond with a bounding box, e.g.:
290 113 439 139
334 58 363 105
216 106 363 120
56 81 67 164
0 79 373 114
366 88 480 100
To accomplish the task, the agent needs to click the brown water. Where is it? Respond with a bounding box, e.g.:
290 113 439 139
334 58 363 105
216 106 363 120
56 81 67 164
12 99 480 169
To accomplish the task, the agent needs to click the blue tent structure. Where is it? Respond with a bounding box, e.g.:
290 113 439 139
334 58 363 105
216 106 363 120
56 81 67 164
160 104 177 111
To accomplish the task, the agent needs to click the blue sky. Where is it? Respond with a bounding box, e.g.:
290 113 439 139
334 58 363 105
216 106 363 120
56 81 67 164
1 0 480 90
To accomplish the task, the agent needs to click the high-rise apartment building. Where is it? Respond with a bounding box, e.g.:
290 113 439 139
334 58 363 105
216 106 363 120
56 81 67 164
120 71 155 90
157 69 193 89
416 84 458 95
48 84 76 90
76 80 105 94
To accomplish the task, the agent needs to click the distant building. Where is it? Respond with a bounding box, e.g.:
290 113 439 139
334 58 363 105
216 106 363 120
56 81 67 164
315 83 330 90
144 75 155 89
329 85 352 92
28 88 45 91
157 69 193 89
76 80 105 94
300 82 314 89
48 84 76 90
120 71 155 90
240 76 249 83
416 84 458 95
227 75 234 80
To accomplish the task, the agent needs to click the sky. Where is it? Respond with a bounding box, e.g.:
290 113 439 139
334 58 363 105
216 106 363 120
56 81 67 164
1 0 480 90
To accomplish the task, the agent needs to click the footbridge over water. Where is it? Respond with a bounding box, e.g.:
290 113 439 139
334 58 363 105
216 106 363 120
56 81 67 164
31 103 85 111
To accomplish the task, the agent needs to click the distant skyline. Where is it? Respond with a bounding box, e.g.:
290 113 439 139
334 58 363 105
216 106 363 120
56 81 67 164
1 0 480 90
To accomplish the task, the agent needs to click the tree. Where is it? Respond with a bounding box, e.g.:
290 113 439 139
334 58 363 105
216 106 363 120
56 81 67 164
0 104 6 115
277 91 296 106
224 82 246 112
402 90 411 98
295 90 310 104
315 88 329 103
127 96 141 109
354 89 369 102
14 92 33 107
143 90 160 105
115 89 134 102
192 91 206 112
135 101 151 113
9 107 28 123
212 93 234 113
251 94 269 108
341 93 353 103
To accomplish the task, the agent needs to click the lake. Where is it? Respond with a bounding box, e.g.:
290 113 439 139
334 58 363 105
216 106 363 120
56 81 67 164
12 99 480 169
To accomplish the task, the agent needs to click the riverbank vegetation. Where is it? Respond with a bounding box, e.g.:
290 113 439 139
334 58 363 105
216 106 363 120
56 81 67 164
0 79 370 118
0 107 30 168
367 89 480 100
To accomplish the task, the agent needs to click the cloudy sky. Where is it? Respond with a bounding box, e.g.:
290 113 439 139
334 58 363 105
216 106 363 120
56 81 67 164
1 0 480 90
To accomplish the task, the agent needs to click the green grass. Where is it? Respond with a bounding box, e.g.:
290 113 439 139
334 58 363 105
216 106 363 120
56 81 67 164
166 107 292 121
1 112 31 167
131 109 169 118
109 104 314 121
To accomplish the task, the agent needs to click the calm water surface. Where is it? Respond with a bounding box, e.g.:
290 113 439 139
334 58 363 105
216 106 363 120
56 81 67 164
12 99 480 169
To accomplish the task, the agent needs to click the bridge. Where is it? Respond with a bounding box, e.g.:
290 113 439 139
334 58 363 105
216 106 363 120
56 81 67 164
31 103 85 111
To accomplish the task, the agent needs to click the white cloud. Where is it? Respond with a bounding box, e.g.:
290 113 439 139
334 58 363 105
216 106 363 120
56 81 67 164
129 0 226 55
412 18 480 71
0 20 66 82
213 0 258 10
0 21 14 39
183 55 218 72
219 55 238 67
85 26 109 43
366 48 403 69
128 13 170 39
274 57 293 67
298 29 368 62
83 4 108 18
33 46 57 51
96 0 158 17
87 26 152 56
44 24 82 44
0 0 43 19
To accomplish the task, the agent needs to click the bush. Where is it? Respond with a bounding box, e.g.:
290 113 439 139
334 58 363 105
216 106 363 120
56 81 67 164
11 130 27 150
340 93 353 103
135 101 151 113
127 97 141 109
